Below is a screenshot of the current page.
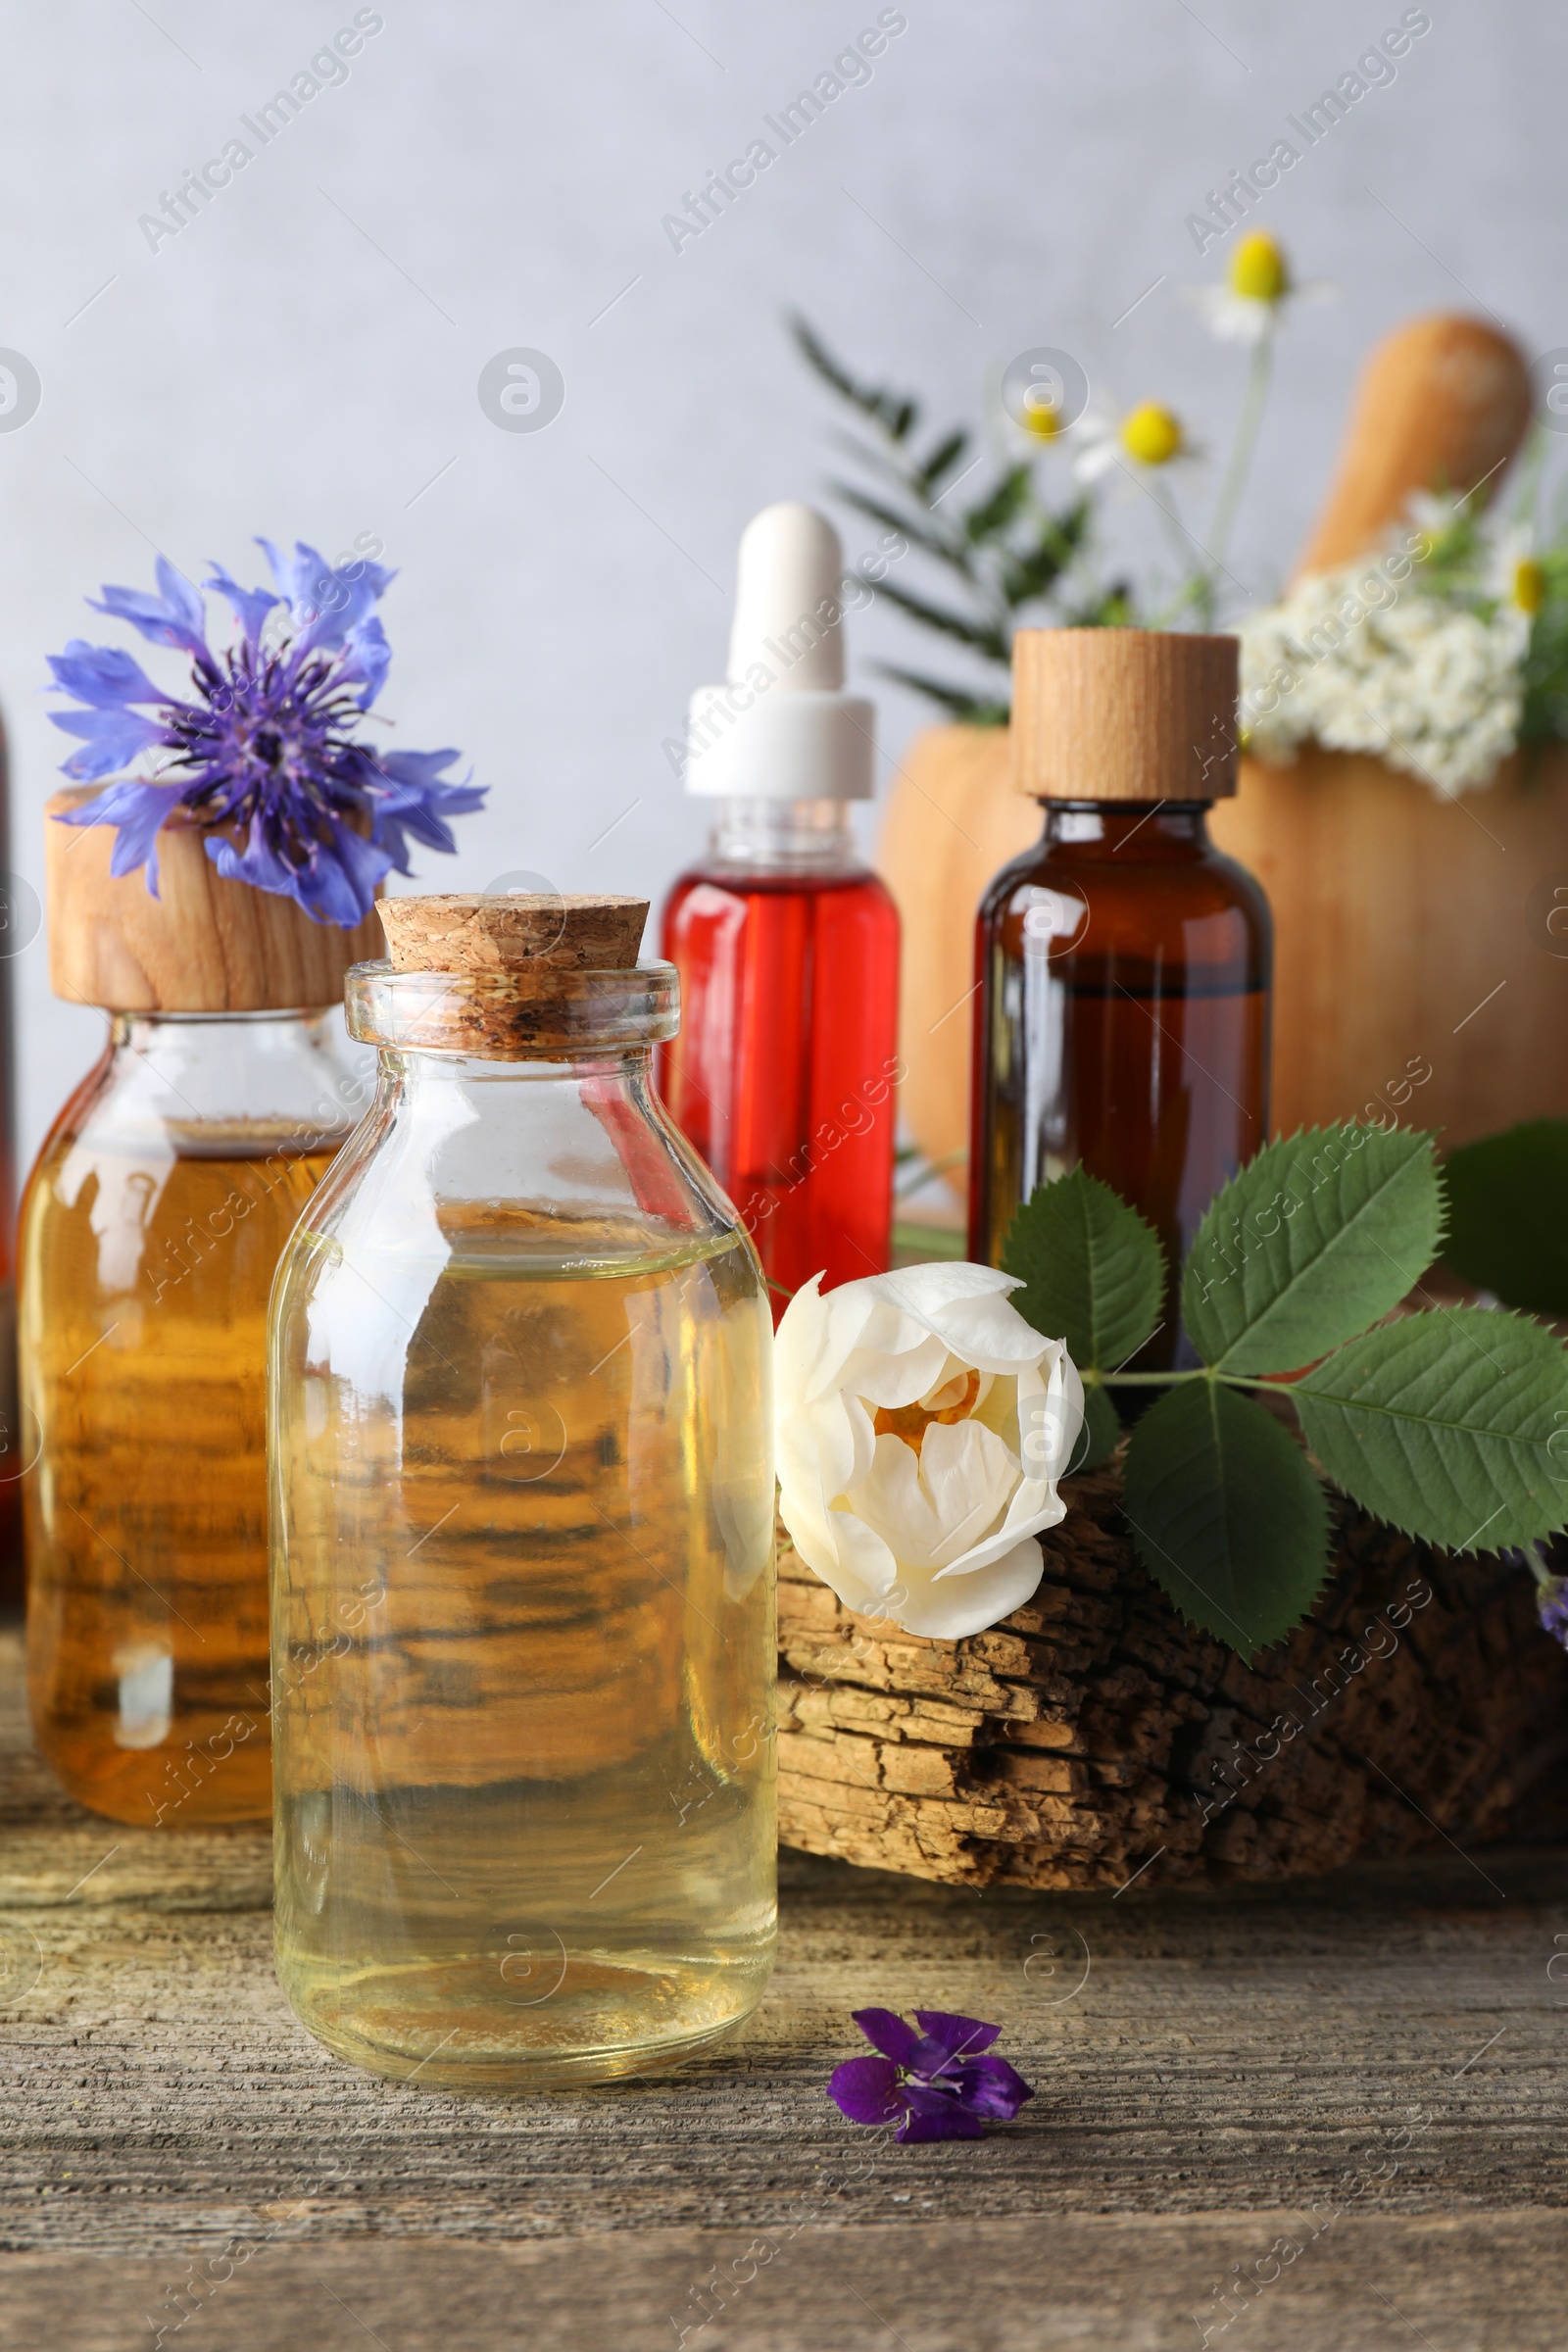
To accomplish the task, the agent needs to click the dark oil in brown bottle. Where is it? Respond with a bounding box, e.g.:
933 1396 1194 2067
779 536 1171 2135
969 803 1271 1369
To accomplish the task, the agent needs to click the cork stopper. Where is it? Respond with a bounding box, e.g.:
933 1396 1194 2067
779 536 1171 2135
1011 629 1239 802
359 896 661 1059
377 894 648 974
45 788 384 1011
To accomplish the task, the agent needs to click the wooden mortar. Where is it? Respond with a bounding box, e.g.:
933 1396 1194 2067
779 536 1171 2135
1209 310 1562 1143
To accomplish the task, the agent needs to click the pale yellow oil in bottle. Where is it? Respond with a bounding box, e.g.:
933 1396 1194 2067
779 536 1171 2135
270 1212 776 2091
23 1129 336 1827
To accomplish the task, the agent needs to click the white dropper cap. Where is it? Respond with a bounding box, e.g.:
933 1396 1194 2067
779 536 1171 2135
684 502 875 800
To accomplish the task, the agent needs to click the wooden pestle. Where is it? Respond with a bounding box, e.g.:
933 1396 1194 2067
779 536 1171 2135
1293 313 1533 578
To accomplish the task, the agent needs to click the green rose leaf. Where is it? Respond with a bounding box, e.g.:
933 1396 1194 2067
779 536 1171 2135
1002 1167 1164 1373
1121 1379 1332 1655
1067 1382 1123 1475
1294 1307 1568 1553
1181 1124 1443 1377
1442 1120 1568 1316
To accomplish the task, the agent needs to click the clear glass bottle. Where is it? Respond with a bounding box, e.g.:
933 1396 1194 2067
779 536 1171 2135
23 1009 365 1825
969 631 1272 1369
270 897 777 2092
662 800 900 1302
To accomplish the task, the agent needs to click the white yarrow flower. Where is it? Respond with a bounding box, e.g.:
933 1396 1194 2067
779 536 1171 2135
773 1263 1084 1641
1239 556 1528 798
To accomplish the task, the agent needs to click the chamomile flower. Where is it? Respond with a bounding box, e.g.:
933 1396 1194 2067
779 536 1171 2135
1017 390 1068 445
1488 523 1546 617
1188 231 1334 345
1073 401 1198 484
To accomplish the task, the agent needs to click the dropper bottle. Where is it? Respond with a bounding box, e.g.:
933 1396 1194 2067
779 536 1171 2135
660 503 901 1304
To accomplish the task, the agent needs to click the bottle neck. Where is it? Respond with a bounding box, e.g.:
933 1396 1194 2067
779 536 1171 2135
111 1007 333 1049
98 1007 368 1142
1039 801 1214 857
386 1047 652 1090
705 798 861 876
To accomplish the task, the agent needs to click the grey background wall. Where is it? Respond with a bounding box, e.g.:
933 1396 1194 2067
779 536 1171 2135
0 0 1556 1167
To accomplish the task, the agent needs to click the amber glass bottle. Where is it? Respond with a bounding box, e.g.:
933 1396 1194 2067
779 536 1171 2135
24 793 377 1826
969 631 1271 1368
24 1018 359 1824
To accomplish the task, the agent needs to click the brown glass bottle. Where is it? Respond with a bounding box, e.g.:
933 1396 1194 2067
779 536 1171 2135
968 631 1272 1369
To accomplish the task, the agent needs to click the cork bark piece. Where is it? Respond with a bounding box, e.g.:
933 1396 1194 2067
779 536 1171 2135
45 787 383 1012
377 894 649 974
777 1463 1568 1890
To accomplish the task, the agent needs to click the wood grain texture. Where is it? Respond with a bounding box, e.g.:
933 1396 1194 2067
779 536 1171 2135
1011 628 1237 803
9 2218 1568 2352
777 1466 1568 1892
1209 746 1568 1146
2 1628 1567 2349
44 788 383 1012
875 722 1034 1171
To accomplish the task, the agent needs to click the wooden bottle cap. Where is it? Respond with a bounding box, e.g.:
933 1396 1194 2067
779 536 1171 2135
45 787 384 1011
377 894 649 974
1011 629 1239 802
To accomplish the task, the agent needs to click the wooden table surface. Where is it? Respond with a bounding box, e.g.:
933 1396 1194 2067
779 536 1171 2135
3 1621 1566 2352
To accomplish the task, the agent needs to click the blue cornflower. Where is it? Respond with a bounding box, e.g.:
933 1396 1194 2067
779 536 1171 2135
47 540 485 926
828 2008 1035 2143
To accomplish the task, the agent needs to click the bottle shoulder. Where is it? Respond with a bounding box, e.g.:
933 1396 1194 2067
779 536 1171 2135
980 839 1271 933
665 860 893 907
662 866 900 970
21 1044 117 1212
278 1066 761 1295
24 1019 368 1236
977 834 1271 992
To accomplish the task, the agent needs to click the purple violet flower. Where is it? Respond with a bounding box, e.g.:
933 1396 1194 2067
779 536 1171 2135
828 2008 1035 2144
47 542 485 926
1538 1576 1568 1648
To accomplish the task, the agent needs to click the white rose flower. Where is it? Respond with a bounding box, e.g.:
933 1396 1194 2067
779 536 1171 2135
774 1262 1085 1641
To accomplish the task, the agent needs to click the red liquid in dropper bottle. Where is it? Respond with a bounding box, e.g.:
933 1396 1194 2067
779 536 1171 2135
662 807 900 1305
657 505 901 1310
